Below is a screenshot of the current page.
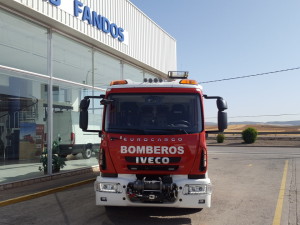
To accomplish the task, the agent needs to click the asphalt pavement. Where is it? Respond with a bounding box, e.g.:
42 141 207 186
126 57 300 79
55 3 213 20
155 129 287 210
0 146 299 225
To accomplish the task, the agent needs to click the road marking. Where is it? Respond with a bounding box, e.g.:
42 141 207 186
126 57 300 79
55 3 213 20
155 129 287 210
0 178 95 207
272 160 288 225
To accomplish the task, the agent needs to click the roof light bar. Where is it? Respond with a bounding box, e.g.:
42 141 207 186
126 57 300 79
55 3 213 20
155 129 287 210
144 78 163 83
110 80 128 86
180 79 198 85
168 71 189 79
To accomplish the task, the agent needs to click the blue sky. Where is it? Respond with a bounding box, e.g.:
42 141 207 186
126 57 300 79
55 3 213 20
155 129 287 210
130 0 300 123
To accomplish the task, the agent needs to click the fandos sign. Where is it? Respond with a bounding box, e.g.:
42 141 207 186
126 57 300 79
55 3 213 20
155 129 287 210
47 0 125 42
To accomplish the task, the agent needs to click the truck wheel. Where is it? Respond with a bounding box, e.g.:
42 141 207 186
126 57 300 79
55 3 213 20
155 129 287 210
82 147 92 159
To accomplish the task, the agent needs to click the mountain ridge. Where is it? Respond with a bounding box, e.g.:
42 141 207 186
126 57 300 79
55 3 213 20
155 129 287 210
206 120 300 126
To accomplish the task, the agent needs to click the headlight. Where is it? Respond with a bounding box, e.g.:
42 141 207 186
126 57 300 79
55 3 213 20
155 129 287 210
183 184 212 195
95 182 122 193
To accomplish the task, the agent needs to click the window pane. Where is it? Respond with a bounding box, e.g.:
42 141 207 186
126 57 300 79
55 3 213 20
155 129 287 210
94 51 120 89
145 72 159 80
52 81 102 169
0 68 49 184
53 33 92 84
124 64 143 82
0 9 47 74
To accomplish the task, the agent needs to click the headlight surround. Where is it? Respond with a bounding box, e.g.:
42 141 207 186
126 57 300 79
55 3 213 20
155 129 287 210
95 182 122 193
183 184 212 195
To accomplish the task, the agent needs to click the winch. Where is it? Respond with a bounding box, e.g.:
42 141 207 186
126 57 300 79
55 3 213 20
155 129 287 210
126 176 178 203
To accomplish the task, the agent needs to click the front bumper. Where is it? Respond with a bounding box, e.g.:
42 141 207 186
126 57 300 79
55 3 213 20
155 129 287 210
94 174 212 208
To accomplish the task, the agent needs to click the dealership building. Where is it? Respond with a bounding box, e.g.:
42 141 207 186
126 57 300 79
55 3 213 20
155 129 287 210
0 0 177 187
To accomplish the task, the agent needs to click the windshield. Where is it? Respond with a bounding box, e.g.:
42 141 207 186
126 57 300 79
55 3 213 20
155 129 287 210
104 93 203 135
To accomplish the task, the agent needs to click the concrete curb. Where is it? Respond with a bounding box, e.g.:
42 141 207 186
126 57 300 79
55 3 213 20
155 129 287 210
0 166 99 191
0 178 95 207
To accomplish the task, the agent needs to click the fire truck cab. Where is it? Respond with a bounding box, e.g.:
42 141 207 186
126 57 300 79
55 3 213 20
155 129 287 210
79 72 227 208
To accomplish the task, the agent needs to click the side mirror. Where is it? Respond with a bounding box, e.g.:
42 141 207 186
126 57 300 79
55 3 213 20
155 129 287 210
79 95 105 133
79 99 90 130
218 111 228 132
80 98 90 110
80 111 88 130
204 95 228 133
217 98 227 111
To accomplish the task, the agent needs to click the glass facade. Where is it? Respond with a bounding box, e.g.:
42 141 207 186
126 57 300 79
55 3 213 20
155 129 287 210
124 64 144 82
0 69 50 183
52 34 93 84
0 8 160 185
94 52 121 88
0 9 47 74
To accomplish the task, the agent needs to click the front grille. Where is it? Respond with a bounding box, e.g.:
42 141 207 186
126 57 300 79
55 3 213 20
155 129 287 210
128 165 179 171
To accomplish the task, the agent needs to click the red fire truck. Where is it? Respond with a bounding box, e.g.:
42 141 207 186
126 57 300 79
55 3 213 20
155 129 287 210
79 71 227 208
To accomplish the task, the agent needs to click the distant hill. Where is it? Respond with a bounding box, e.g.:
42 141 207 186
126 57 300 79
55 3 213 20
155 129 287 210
205 121 300 127
265 121 300 126
205 122 217 126
206 121 300 133
228 121 300 126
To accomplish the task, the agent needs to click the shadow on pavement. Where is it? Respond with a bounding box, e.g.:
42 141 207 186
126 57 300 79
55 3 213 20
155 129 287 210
104 206 202 225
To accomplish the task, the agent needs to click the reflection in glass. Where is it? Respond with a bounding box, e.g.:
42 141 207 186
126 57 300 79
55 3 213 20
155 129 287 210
124 64 143 82
94 52 121 89
0 9 47 74
105 93 202 135
51 81 102 169
144 72 159 80
53 33 92 84
0 70 48 183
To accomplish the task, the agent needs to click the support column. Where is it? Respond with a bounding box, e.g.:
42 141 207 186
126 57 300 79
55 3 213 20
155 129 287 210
47 29 53 175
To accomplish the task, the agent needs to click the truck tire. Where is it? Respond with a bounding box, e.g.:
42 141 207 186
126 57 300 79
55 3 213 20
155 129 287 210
82 146 93 159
